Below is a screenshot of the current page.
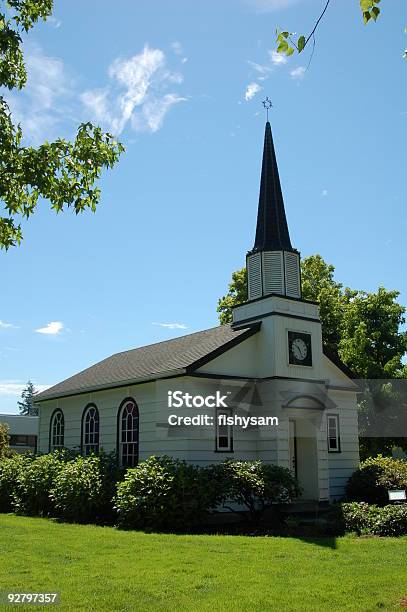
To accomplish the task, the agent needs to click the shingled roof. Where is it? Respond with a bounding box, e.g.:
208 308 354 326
35 323 260 402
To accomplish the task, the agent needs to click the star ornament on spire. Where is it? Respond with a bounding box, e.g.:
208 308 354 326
262 96 273 121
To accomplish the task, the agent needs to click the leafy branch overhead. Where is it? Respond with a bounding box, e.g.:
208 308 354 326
0 0 124 249
276 0 406 61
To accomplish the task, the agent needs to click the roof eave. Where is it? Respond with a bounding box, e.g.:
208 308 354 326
34 368 187 403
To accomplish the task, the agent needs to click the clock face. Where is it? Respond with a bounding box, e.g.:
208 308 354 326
288 331 312 366
292 338 307 361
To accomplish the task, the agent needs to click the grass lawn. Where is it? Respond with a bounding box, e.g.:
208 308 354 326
0 515 406 611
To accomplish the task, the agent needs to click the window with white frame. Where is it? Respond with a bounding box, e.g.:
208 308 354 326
50 410 64 450
82 404 99 456
119 399 139 467
216 409 233 452
327 414 340 452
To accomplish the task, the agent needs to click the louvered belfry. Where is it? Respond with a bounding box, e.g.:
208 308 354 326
246 121 301 301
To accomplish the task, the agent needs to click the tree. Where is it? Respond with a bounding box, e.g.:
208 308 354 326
0 422 11 459
0 0 124 249
17 380 37 416
275 1 406 63
339 287 407 379
217 268 247 325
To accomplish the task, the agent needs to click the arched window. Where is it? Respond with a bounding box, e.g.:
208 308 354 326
50 409 64 451
118 398 139 467
82 404 100 455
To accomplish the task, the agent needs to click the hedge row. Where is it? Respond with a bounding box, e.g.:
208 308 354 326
0 453 299 530
1 452 406 534
341 502 407 536
0 450 120 523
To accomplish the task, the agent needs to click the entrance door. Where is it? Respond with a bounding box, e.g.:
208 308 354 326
289 420 297 478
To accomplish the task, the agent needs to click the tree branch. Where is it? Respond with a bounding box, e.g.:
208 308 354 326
304 0 332 49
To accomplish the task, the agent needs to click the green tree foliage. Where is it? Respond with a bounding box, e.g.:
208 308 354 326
276 1 406 62
339 288 407 379
0 0 124 249
0 422 11 459
217 268 247 325
17 380 37 415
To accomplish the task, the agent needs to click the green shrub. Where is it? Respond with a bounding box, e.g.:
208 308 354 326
0 423 12 460
346 455 407 506
341 501 407 536
13 451 68 516
0 453 33 512
213 460 301 524
51 452 120 523
115 455 222 531
370 504 407 536
341 502 375 534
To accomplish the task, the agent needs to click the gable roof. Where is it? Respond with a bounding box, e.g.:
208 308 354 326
35 323 260 402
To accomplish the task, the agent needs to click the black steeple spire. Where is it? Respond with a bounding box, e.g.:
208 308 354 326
251 121 292 253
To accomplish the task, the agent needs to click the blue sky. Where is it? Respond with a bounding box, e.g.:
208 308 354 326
1 0 406 413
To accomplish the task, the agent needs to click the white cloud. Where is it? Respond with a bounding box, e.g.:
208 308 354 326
0 381 50 397
322 189 328 197
247 61 271 80
270 50 288 66
4 43 74 144
245 82 262 101
81 45 186 135
290 66 306 80
171 41 188 64
171 41 183 56
245 0 300 13
0 320 18 329
47 15 61 28
153 322 188 330
35 321 64 335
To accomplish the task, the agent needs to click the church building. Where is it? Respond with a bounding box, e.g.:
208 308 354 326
35 119 360 502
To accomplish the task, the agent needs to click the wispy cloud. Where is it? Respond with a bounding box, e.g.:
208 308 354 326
47 15 61 28
5 43 185 144
81 45 187 135
290 66 306 80
0 320 18 329
152 322 188 330
35 321 64 335
247 60 271 80
322 189 328 197
0 380 50 397
245 0 300 13
5 43 74 144
171 41 188 64
245 82 262 101
270 50 288 66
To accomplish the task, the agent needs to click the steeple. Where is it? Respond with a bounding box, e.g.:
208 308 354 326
252 121 292 252
246 119 301 301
